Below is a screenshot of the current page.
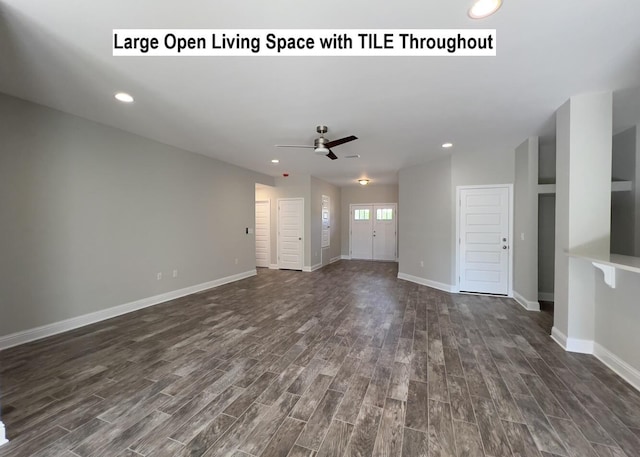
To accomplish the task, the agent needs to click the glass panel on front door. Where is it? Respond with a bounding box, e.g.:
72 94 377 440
354 209 370 220
376 208 393 220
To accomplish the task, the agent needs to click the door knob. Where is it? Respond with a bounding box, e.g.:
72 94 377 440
299 237 302 240
502 245 508 249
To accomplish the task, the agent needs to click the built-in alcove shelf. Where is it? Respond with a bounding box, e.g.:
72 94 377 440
538 180 633 195
565 249 640 288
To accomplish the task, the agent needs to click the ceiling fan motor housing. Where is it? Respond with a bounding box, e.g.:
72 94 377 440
314 137 329 155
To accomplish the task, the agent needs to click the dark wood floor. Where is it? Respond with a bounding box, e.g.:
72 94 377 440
1 261 640 457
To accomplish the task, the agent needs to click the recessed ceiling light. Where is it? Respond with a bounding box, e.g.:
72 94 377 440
358 179 370 186
271 159 279 163
468 0 502 19
114 92 134 103
442 142 454 148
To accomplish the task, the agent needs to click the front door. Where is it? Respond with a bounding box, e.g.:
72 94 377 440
350 203 397 261
351 204 373 259
373 204 397 261
458 186 510 295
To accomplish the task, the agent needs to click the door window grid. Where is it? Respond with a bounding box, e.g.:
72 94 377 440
354 209 370 220
376 208 393 220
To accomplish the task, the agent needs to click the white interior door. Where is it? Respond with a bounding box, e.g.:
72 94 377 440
373 204 397 261
459 186 510 295
278 198 303 270
351 205 373 259
255 200 270 268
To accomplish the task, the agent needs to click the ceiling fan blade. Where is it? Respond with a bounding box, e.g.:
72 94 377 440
325 135 358 149
275 145 315 148
326 150 338 160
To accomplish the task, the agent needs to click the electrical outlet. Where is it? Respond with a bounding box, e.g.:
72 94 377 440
173 269 178 278
521 232 525 241
156 272 162 280
420 260 424 268
235 258 239 265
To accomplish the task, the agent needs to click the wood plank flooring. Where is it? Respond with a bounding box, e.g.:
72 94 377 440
1 260 640 457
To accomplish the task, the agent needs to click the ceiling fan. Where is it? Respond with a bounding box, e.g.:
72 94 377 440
275 125 358 160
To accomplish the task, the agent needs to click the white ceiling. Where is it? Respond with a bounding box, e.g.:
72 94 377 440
1 0 639 186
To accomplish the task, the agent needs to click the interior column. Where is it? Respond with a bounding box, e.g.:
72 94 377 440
553 91 612 351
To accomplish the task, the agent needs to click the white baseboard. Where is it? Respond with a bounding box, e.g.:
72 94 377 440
594 343 640 392
269 264 279 270
303 263 323 273
538 292 554 302
0 420 7 446
551 326 567 349
330 256 341 264
340 255 351 260
0 269 257 351
550 328 639 391
550 326 594 354
513 291 540 312
397 272 455 293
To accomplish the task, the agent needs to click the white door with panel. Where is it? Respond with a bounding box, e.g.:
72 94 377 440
458 186 510 295
373 206 397 261
350 204 397 261
278 198 304 270
351 205 374 259
255 200 270 268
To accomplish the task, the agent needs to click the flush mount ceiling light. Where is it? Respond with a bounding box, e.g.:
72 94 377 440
442 142 454 148
271 159 280 163
468 0 502 19
358 179 370 186
114 92 134 103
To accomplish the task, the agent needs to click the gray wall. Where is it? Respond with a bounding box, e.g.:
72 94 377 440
451 148 516 188
611 127 636 255
514 138 539 304
538 195 556 299
0 93 273 337
340 184 398 256
595 270 640 373
311 177 341 266
398 156 452 285
538 140 557 183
